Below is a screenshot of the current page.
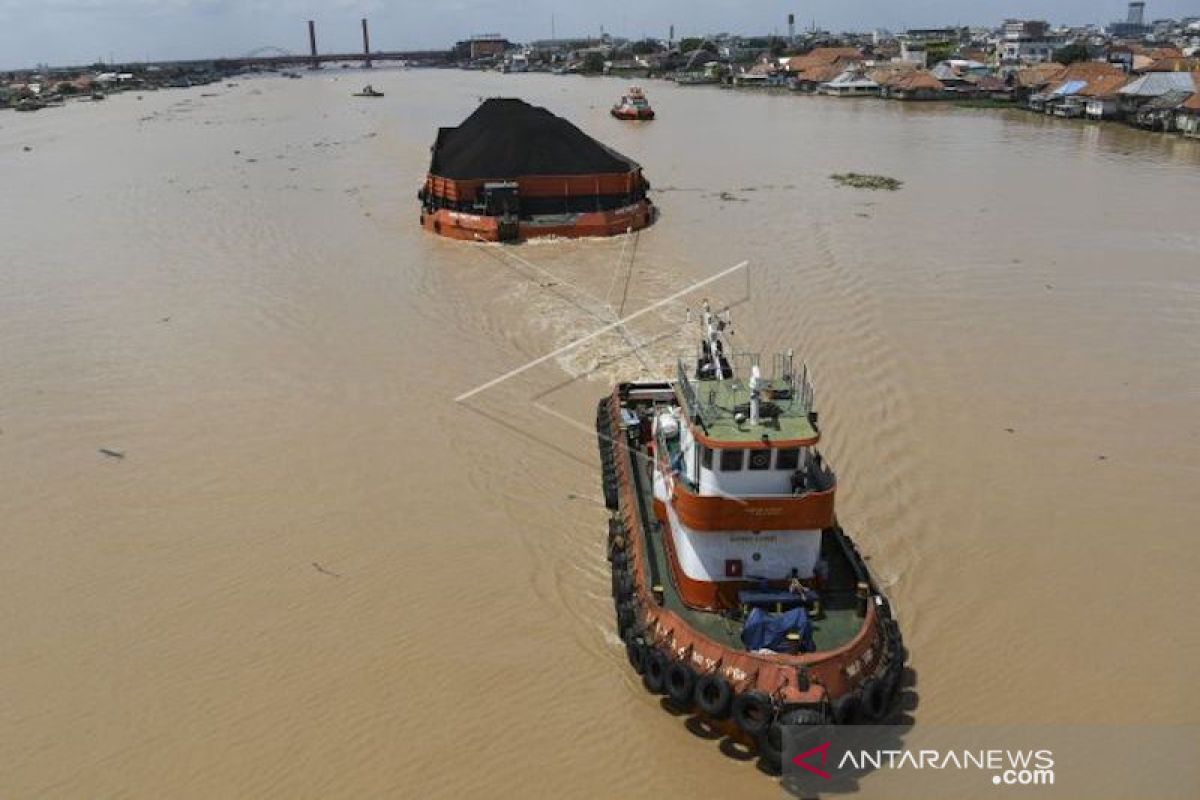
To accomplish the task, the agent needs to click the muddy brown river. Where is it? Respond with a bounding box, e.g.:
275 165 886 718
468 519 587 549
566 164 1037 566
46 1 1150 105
1 69 1198 798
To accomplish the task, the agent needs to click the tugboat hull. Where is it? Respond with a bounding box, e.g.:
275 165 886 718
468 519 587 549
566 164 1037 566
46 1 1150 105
611 107 655 120
597 388 905 770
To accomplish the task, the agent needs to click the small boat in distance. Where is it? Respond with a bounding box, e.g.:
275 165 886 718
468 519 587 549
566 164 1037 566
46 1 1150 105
597 302 905 771
353 85 384 98
611 86 655 120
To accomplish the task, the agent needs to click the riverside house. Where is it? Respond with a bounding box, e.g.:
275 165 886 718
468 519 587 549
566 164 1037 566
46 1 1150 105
1177 92 1200 138
1117 71 1198 118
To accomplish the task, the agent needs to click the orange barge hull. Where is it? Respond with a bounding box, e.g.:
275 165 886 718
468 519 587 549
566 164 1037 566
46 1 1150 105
420 200 653 242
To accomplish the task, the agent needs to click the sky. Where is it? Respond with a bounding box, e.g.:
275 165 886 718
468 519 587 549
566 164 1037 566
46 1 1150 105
0 0 1196 69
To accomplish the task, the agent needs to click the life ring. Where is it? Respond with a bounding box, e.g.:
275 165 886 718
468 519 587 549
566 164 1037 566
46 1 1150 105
732 690 775 737
861 678 889 720
665 661 697 709
642 649 669 694
694 672 733 719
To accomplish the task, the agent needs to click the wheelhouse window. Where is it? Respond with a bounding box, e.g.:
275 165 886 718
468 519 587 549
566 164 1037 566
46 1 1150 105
701 446 713 470
719 449 744 471
776 448 800 470
747 450 771 470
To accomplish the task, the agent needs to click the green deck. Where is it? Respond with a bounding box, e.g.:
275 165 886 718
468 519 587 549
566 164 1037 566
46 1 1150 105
632 454 865 653
677 374 818 443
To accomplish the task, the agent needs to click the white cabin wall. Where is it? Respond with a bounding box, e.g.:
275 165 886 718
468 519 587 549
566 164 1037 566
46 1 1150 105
666 504 823 580
697 446 810 496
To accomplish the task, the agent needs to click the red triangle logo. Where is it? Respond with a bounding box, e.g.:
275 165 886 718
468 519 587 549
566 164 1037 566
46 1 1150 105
791 741 832 780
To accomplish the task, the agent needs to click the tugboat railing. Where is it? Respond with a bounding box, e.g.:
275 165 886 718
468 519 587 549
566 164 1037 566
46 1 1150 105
676 352 816 421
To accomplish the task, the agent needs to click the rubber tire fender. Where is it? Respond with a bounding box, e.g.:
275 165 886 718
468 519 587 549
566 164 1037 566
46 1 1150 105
624 632 646 675
694 672 733 719
861 678 889 721
615 601 636 636
757 707 827 772
832 692 861 725
664 660 697 709
642 649 669 695
732 690 775 738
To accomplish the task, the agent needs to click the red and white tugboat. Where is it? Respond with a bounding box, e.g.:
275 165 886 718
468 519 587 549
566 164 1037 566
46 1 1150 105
611 86 655 120
596 302 905 770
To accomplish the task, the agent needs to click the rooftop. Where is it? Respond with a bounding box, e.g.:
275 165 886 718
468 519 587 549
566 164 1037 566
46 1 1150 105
675 356 819 445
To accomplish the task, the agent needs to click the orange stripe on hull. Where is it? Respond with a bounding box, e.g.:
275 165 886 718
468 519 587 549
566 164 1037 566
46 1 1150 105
672 481 836 531
421 202 653 242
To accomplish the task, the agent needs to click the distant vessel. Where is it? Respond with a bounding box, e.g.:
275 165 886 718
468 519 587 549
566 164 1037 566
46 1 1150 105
352 85 384 97
611 86 655 120
597 302 905 770
419 98 653 242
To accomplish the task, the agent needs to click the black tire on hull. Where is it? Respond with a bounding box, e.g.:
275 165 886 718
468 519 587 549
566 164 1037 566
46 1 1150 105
616 601 636 636
861 678 889 720
624 632 646 675
611 569 634 601
695 673 733 719
665 661 697 710
732 691 775 737
832 692 862 725
757 707 827 772
643 649 669 694
603 476 619 511
596 398 619 510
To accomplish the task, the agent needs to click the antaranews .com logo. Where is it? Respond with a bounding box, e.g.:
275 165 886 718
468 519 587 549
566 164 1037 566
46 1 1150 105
782 725 1198 799
792 739 1055 787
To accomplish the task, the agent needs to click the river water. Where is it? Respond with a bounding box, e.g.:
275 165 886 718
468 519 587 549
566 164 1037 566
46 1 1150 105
1 69 1198 798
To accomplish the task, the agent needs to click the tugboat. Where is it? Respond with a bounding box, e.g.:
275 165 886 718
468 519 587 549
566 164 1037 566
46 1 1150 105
596 302 905 770
611 86 655 120
352 85 385 98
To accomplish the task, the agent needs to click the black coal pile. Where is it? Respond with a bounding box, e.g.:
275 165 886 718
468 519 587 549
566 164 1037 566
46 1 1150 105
430 98 638 180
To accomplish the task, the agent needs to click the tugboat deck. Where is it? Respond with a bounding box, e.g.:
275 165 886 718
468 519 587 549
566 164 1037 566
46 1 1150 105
675 355 819 443
631 447 865 653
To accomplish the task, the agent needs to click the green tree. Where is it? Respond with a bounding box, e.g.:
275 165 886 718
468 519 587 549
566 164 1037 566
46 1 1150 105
679 37 708 53
629 39 662 55
581 51 606 74
1053 43 1091 65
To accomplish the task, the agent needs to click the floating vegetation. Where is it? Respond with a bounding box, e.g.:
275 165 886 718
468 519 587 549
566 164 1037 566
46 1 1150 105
830 173 903 191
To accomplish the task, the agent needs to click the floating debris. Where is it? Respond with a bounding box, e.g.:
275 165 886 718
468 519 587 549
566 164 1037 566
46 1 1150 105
98 448 125 460
830 172 903 191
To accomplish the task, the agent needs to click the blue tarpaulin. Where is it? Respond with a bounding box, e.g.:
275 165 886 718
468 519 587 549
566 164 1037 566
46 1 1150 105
1052 80 1087 96
740 606 815 652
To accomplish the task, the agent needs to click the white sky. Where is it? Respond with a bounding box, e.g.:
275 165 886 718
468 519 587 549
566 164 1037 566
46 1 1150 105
0 1 1195 69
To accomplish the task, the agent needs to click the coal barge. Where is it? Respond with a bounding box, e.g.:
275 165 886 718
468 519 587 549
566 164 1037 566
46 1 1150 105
419 98 653 242
596 303 906 771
